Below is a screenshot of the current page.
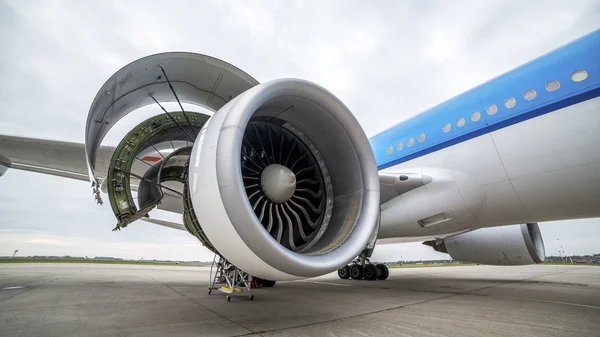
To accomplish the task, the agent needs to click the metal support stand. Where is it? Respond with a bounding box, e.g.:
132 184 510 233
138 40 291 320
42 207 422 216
208 255 254 302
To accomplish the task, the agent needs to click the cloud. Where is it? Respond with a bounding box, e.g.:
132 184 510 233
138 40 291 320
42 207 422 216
1 0 599 261
23 238 68 246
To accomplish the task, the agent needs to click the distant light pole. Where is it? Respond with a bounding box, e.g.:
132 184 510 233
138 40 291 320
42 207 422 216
12 250 18 258
557 239 567 262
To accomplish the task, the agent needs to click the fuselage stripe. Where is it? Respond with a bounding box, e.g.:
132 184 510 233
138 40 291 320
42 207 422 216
376 87 600 170
370 29 600 171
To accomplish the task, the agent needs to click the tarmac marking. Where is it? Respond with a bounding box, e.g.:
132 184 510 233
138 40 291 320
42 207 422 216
1 286 27 290
296 280 354 287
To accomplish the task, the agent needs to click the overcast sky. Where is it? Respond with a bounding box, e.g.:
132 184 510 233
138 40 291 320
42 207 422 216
1 0 599 262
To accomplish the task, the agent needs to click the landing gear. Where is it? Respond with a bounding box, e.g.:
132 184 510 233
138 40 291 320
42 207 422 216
338 265 350 279
337 254 390 281
338 226 388 281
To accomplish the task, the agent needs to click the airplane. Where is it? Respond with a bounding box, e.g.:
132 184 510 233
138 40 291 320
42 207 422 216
0 29 598 285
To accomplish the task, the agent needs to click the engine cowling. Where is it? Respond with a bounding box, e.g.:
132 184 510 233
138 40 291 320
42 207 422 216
84 52 380 281
189 79 380 280
424 223 546 265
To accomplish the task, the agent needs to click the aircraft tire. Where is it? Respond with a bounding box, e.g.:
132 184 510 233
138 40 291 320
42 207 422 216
363 264 378 280
376 264 389 280
350 264 363 280
338 265 350 279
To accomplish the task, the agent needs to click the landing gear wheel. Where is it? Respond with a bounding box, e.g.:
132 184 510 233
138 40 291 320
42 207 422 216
350 264 363 280
363 264 378 280
338 265 350 279
376 264 389 280
250 295 254 301
226 296 231 302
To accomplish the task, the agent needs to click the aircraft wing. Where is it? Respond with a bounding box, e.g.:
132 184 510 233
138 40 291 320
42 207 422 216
0 134 113 181
0 134 184 213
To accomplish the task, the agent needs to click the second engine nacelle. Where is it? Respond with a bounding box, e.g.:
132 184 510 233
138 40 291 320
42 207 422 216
424 223 546 265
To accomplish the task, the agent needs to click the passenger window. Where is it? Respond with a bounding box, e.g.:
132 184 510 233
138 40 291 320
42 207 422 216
545 80 560 92
504 97 516 109
571 70 588 82
443 123 451 133
524 90 537 101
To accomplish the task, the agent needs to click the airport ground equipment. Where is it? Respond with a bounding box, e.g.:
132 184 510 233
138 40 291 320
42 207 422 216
208 256 254 302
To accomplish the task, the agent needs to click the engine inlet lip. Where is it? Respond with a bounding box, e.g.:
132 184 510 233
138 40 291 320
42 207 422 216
215 78 380 277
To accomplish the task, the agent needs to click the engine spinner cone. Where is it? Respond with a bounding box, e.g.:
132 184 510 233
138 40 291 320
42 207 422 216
261 164 297 203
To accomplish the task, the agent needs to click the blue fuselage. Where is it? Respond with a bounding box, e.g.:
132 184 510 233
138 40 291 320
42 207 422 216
369 29 600 171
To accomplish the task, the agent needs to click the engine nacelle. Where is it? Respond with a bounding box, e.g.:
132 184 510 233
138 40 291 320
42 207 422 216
424 223 546 265
189 79 380 280
83 52 380 280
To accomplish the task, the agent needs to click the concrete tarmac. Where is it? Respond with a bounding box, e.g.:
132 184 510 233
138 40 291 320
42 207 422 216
0 263 599 337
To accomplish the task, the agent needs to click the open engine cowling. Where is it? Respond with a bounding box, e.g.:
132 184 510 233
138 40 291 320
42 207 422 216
424 223 546 265
84 52 380 281
189 79 380 280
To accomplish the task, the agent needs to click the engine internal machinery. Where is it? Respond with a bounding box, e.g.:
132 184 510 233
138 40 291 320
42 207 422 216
240 118 333 252
105 111 208 229
84 52 380 280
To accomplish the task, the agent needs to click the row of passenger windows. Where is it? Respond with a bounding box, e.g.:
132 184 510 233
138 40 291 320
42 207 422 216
386 69 589 155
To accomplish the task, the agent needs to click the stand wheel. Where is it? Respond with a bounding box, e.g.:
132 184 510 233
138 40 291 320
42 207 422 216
376 264 389 280
350 264 363 280
338 265 350 279
363 264 378 280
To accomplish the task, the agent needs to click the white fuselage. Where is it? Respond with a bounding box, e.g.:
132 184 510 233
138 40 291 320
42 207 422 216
378 97 600 241
371 30 600 242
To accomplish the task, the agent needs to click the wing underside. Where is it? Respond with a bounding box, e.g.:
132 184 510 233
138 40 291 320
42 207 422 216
0 134 183 215
0 135 113 181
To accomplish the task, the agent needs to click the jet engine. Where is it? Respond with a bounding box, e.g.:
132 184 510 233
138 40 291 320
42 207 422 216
188 79 380 280
424 223 546 265
84 52 380 280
